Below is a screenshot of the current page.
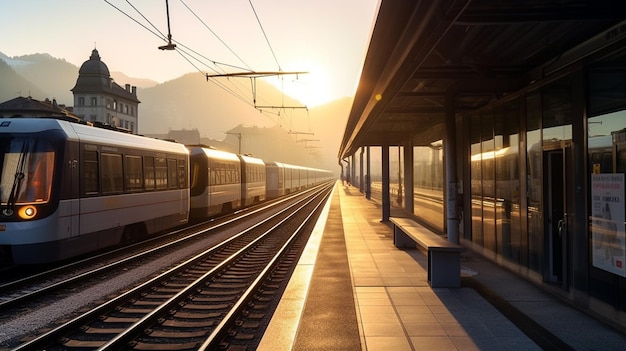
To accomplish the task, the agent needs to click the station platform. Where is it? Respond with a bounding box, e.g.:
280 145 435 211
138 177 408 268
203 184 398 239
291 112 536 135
258 182 626 351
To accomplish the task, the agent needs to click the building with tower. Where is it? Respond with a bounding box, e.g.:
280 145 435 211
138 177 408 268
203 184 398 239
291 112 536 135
71 49 140 133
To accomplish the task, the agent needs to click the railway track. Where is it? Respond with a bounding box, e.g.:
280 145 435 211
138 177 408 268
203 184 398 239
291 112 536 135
0 184 323 309
1 183 333 350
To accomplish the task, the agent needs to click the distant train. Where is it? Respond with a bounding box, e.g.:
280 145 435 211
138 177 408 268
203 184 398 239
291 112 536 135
0 118 334 264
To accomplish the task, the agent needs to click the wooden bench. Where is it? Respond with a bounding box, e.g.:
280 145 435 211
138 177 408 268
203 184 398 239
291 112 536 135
390 217 464 288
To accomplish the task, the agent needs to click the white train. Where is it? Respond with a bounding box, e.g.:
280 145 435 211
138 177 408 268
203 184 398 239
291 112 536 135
0 118 334 264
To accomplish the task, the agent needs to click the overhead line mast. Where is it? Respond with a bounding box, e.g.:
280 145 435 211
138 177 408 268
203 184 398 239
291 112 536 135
158 0 176 50
206 71 309 110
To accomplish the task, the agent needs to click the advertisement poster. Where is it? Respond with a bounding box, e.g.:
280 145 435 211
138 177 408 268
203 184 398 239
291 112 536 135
591 173 626 277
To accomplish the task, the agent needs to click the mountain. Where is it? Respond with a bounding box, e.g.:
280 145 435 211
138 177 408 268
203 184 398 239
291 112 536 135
2 53 78 105
0 51 351 171
137 73 295 140
110 71 158 89
0 58 46 100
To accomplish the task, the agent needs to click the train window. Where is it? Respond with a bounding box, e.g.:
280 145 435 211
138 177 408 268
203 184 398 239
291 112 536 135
209 167 216 185
167 158 178 189
234 163 241 183
225 162 233 184
101 153 123 193
177 159 186 188
155 157 167 189
221 162 228 184
83 150 99 194
144 156 155 190
125 155 143 191
0 138 55 204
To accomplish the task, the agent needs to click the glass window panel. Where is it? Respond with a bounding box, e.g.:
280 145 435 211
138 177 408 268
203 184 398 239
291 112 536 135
482 110 496 253
144 156 155 190
470 114 483 245
413 142 444 232
0 138 55 203
526 91 543 273
495 99 521 263
168 159 178 189
155 157 167 189
588 50 626 296
101 153 123 193
83 150 99 194
125 155 143 190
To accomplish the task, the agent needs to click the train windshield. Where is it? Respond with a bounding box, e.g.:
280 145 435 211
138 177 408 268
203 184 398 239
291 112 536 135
0 137 55 204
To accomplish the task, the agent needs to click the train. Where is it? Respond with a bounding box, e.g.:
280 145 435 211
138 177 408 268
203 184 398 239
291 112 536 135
0 118 334 264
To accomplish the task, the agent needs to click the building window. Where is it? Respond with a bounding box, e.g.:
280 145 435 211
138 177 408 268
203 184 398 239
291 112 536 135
78 97 85 106
91 97 97 106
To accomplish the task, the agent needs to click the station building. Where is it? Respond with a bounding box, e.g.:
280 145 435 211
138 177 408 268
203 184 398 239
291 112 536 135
71 49 140 133
339 0 626 331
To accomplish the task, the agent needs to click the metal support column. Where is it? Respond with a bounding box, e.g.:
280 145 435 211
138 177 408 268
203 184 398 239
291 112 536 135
351 154 356 186
445 93 459 243
359 147 365 193
403 141 414 213
366 146 371 199
382 143 390 222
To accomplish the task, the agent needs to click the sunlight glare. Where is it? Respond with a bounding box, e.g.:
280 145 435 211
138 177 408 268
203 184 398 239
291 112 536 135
266 62 332 108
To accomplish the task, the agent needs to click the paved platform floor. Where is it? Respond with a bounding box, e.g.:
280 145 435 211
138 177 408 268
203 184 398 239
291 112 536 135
258 182 626 350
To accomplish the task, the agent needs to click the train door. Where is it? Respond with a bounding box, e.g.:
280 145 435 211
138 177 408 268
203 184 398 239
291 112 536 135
543 144 571 288
67 142 80 237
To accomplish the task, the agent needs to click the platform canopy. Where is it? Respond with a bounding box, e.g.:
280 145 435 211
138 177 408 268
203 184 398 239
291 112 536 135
339 0 626 159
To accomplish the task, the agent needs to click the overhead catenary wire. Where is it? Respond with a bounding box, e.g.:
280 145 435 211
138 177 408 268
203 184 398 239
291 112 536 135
248 0 281 72
102 1 263 109
179 0 252 71
101 0 303 127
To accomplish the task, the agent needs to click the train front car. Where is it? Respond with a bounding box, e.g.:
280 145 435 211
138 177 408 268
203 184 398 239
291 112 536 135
0 119 64 264
0 118 190 265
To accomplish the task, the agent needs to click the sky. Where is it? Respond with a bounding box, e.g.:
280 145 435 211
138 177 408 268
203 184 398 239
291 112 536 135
1 0 380 107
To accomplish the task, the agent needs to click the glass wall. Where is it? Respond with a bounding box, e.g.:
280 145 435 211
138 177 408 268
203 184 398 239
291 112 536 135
413 142 444 232
482 110 497 253
526 92 543 273
587 50 626 309
368 146 383 198
390 146 404 208
495 99 521 263
470 114 483 246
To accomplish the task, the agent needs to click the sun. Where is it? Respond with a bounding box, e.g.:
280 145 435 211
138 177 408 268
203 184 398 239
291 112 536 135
265 62 332 108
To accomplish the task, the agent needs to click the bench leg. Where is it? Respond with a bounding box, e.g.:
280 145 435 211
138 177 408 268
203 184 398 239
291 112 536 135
428 251 461 288
393 226 415 248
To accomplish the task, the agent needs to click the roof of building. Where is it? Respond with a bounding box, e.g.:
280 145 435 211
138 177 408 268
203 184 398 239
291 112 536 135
0 96 81 121
71 49 140 103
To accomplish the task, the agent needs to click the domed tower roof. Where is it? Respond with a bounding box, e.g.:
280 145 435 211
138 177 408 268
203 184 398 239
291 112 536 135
71 49 113 93
79 49 110 76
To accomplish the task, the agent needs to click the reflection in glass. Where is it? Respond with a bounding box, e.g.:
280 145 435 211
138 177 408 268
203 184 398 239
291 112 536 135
482 110 496 253
526 91 542 274
413 143 444 232
470 114 483 245
588 51 626 286
495 99 521 264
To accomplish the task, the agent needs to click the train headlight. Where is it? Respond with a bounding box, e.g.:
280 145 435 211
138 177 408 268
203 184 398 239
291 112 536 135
18 206 37 220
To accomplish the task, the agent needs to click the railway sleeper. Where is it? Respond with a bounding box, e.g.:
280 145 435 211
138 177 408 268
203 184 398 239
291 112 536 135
161 318 216 328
